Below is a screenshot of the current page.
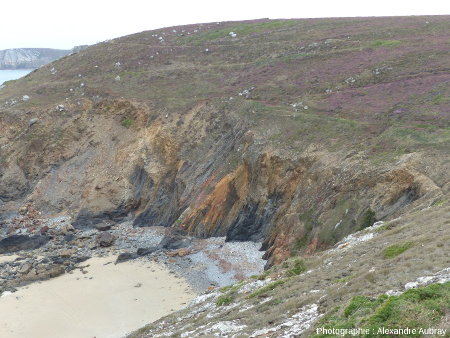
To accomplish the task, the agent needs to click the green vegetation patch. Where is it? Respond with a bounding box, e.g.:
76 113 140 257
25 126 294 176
286 259 306 277
344 295 387 318
430 93 449 105
122 118 134 128
220 280 245 293
291 234 309 254
313 282 450 337
247 280 286 298
377 125 450 153
179 20 298 44
360 209 376 229
251 270 271 281
216 294 234 306
383 241 414 259
335 276 352 284
369 40 402 48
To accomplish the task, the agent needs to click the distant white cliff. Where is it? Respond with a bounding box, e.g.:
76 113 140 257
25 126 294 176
0 48 81 69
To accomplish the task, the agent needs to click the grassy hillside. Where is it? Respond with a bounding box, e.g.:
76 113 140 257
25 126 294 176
0 15 449 337
0 16 449 262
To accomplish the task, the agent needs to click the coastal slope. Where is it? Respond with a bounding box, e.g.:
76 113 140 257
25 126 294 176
0 16 449 265
0 15 449 337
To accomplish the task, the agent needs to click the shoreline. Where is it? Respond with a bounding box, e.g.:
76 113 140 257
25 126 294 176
0 255 196 338
0 213 266 337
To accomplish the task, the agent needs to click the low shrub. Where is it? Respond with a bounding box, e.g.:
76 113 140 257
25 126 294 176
383 241 414 259
286 259 306 277
216 294 234 306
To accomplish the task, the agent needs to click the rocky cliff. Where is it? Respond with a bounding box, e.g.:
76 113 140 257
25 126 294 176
0 48 70 69
0 16 449 267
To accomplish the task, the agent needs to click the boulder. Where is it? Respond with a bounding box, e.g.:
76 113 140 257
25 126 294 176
60 248 76 258
23 264 65 282
115 252 137 263
96 232 115 247
18 263 32 274
0 235 50 254
137 247 158 256
94 222 112 231
158 228 191 250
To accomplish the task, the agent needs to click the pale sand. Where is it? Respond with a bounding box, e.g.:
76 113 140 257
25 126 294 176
0 256 195 338
0 254 19 264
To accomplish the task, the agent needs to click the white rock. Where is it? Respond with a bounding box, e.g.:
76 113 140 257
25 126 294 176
416 276 433 285
250 304 321 338
0 291 13 298
28 118 38 126
386 290 402 296
372 221 384 229
22 95 30 101
190 292 219 306
405 282 418 290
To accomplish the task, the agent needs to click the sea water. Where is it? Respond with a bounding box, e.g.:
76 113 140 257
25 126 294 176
0 69 34 86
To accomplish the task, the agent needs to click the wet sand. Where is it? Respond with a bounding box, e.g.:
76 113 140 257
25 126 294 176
0 256 195 338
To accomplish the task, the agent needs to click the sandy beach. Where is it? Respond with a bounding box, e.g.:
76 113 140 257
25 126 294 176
0 256 195 338
0 254 19 264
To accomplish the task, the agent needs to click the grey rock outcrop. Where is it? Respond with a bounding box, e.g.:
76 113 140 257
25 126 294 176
0 48 70 70
0 235 50 254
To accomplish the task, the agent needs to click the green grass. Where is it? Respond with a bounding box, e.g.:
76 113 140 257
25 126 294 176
431 94 449 105
247 280 286 299
344 295 387 318
369 40 402 48
313 282 450 337
216 294 234 306
122 118 134 128
291 234 309 254
286 259 306 277
220 281 245 293
251 270 271 280
178 20 298 44
360 209 376 229
335 276 352 284
431 199 446 207
383 241 414 259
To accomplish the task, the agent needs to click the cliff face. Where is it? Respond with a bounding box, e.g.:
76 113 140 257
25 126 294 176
0 48 70 69
0 16 449 265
